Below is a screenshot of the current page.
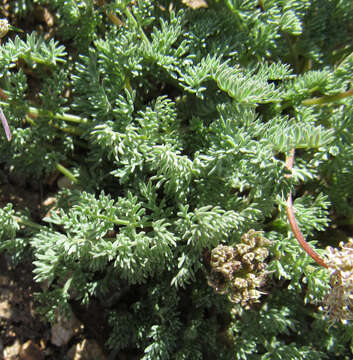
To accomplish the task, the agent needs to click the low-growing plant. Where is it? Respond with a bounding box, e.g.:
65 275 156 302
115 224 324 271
0 0 353 358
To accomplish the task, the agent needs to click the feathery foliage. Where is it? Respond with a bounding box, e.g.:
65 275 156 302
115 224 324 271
0 0 353 358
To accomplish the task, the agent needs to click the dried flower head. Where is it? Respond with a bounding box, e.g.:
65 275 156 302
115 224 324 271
0 19 9 39
208 229 271 309
324 239 353 322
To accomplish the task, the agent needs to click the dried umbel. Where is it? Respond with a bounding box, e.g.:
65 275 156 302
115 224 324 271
208 229 271 308
0 19 9 39
323 239 353 322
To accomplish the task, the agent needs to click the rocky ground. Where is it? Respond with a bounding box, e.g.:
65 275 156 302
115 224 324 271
0 253 108 360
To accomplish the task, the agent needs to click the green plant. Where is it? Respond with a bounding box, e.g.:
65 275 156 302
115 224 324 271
0 0 353 358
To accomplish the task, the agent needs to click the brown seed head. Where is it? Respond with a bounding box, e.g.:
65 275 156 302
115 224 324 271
208 229 271 309
324 239 353 322
0 19 9 39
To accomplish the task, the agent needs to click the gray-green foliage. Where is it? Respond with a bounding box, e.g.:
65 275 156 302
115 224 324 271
0 0 353 358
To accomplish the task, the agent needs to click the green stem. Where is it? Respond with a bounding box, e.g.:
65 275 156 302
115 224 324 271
56 163 78 184
53 123 83 136
104 238 139 248
124 7 150 45
0 100 88 124
227 5 246 33
285 33 300 73
20 53 65 66
96 214 131 226
302 89 353 106
96 214 153 228
51 112 87 124
332 45 353 64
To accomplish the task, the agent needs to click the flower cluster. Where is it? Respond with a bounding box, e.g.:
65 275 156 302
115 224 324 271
324 239 353 322
208 230 271 308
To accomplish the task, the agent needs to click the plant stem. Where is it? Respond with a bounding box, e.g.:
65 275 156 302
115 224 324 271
20 53 65 66
96 214 153 228
124 7 151 46
56 163 78 184
0 100 87 124
53 123 83 136
96 214 131 226
285 149 328 268
302 89 353 106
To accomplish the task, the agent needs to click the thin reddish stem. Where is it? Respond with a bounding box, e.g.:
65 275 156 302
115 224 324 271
285 149 328 268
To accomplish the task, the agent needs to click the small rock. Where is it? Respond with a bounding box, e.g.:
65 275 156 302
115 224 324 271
67 339 107 360
0 299 12 319
19 340 44 360
51 309 83 347
0 275 9 286
42 196 57 207
3 339 21 360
